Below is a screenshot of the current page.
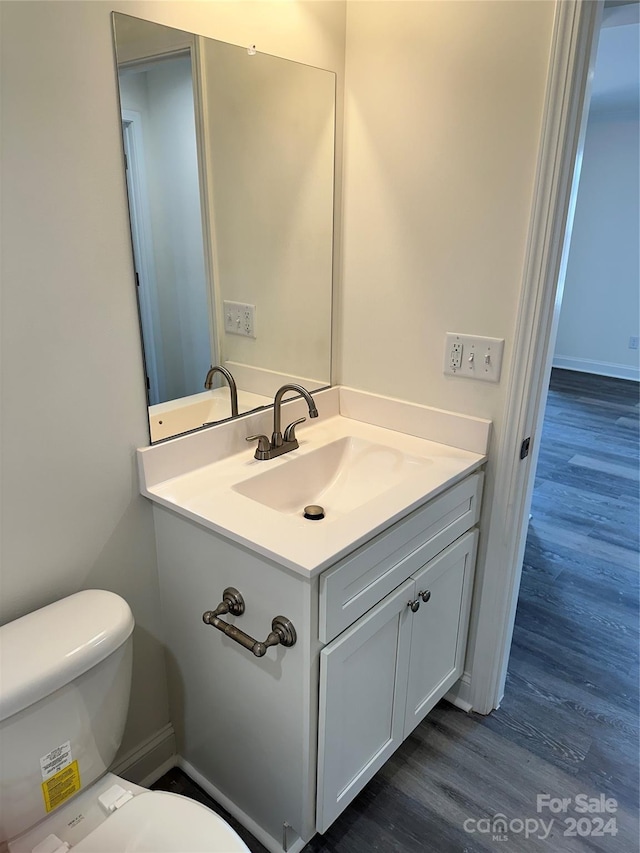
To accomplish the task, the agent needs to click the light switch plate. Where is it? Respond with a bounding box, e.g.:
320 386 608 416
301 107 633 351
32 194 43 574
444 333 505 382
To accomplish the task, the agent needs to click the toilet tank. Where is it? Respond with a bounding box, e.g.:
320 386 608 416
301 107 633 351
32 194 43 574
0 590 134 843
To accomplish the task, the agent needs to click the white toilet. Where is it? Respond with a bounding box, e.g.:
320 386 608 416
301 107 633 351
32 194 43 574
0 590 249 853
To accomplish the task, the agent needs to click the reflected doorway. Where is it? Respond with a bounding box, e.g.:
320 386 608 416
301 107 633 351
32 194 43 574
119 52 213 405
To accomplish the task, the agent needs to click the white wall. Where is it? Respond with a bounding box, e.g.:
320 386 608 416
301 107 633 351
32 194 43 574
338 1 556 680
0 0 346 767
554 108 640 379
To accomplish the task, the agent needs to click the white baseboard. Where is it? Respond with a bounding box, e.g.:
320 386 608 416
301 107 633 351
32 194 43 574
178 758 307 853
444 671 475 712
553 355 640 381
445 670 504 714
111 723 177 787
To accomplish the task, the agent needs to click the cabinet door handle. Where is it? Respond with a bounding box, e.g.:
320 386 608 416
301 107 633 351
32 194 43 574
419 589 431 603
408 598 420 613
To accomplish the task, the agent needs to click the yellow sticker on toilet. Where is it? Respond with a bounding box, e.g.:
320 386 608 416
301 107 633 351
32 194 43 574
41 760 81 812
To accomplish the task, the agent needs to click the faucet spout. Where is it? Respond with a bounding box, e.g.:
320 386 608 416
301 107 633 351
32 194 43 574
245 383 318 460
204 365 239 417
272 384 318 446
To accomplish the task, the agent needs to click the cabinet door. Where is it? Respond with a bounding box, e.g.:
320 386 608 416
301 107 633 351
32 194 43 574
316 578 414 834
404 530 478 738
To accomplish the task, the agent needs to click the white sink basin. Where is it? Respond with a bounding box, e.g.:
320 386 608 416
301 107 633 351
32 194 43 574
233 436 432 518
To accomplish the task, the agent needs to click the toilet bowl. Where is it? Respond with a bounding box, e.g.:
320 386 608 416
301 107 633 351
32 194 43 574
0 590 249 853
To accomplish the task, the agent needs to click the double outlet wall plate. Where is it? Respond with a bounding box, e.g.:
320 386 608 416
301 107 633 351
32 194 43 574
444 333 505 382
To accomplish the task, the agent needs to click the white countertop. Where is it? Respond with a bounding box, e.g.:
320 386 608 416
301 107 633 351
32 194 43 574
138 387 490 577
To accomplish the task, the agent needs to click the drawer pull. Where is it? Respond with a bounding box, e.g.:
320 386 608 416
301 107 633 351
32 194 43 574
408 598 421 613
203 587 297 657
419 589 432 603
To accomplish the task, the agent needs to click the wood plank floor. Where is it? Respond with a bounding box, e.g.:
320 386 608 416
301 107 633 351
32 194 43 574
154 369 639 852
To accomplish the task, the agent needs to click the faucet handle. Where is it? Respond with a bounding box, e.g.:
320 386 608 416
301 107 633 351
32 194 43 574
283 417 306 443
246 434 270 454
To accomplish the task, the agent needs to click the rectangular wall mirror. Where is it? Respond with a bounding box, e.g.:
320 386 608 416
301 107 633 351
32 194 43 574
112 13 335 442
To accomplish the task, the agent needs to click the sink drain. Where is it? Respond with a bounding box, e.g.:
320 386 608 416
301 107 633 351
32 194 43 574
303 504 325 521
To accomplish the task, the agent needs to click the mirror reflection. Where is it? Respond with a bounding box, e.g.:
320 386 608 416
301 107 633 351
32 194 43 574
112 14 335 442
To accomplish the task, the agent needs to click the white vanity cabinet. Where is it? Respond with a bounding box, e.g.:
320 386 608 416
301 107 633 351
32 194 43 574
152 470 483 853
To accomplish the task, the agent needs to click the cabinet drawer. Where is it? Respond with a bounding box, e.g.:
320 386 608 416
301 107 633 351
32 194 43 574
319 472 483 643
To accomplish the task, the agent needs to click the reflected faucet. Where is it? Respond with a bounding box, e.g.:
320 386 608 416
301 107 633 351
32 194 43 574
204 365 239 417
247 384 318 460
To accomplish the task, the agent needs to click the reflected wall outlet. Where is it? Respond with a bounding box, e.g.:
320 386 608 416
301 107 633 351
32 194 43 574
444 333 505 382
223 301 256 338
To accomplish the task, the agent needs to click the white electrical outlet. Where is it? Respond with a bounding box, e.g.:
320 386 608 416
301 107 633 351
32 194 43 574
629 336 639 350
223 301 256 338
242 303 255 337
444 333 505 382
450 341 463 369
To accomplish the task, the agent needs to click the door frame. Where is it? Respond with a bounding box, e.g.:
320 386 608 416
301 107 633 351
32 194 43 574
191 36 224 372
465 0 604 714
122 109 165 404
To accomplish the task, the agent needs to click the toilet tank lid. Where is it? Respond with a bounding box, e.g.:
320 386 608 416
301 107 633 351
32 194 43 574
0 590 134 722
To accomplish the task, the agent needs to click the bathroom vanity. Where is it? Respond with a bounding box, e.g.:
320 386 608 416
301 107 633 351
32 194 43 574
138 387 490 853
